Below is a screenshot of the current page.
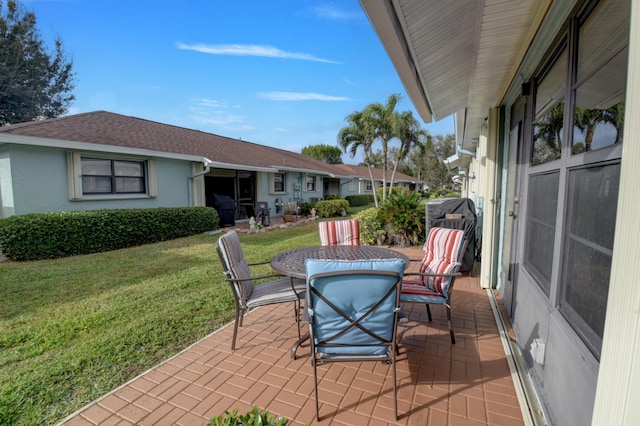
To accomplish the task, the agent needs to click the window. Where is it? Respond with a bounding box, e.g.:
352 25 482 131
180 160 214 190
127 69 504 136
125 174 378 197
523 0 628 358
305 175 316 192
67 152 156 200
365 181 373 192
523 172 559 294
571 0 627 154
532 47 567 165
560 163 619 357
81 158 146 194
272 173 286 193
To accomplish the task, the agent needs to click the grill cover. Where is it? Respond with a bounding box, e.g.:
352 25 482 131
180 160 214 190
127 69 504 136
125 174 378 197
429 198 477 271
212 193 236 226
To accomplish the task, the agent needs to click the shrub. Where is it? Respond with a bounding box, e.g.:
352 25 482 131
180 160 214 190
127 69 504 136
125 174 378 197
377 186 410 200
345 194 374 207
315 199 349 218
378 191 426 247
430 189 460 199
352 207 385 245
0 207 219 261
207 406 289 426
324 194 342 201
283 201 298 215
300 202 315 216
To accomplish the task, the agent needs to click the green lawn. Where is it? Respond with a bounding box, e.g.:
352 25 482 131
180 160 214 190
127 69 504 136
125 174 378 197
0 222 321 426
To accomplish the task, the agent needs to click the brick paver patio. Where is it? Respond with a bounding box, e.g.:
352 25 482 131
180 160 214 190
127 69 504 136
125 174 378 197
59 247 526 426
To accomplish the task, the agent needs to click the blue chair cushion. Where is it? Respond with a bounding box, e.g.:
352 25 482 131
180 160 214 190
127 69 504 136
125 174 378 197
305 259 404 356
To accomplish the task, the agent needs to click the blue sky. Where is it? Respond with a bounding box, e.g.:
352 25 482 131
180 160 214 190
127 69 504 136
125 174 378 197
26 0 454 164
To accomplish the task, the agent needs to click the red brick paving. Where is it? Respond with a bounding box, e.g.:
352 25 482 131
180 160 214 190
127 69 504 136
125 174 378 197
59 248 525 425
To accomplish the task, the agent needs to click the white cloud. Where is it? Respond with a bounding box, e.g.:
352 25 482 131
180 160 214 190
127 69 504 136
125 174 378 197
258 91 351 101
314 5 361 21
191 113 255 132
193 98 226 108
188 98 254 131
176 43 341 64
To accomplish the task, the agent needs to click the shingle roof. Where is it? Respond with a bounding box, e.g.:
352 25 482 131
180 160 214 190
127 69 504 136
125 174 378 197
0 111 422 183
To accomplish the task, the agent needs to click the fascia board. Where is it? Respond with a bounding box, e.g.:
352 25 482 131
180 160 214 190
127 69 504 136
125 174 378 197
0 134 277 171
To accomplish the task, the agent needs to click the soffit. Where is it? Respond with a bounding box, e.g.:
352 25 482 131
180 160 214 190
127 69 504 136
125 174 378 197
361 0 547 150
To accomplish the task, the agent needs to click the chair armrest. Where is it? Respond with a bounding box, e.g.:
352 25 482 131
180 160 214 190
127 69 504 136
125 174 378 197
404 271 462 279
247 260 271 267
224 272 287 283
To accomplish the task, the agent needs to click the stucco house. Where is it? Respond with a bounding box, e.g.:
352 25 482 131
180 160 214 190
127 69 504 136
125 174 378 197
361 0 637 424
0 110 423 220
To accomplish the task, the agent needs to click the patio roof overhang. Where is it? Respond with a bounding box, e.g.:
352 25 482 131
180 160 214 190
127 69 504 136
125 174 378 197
359 0 550 153
274 166 336 177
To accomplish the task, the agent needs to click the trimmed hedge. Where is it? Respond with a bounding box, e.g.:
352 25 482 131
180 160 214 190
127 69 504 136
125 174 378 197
315 199 350 218
345 194 374 207
0 207 219 261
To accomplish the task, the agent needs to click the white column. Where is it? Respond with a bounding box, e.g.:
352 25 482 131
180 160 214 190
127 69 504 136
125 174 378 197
480 108 500 288
591 0 640 423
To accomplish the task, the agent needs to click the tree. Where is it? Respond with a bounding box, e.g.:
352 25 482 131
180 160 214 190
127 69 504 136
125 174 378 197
364 94 401 200
402 133 455 190
359 150 383 168
0 0 75 126
532 102 563 164
338 110 380 207
389 110 428 190
300 144 343 164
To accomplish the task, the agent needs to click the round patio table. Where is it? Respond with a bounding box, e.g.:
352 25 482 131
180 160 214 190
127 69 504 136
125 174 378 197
270 245 410 280
271 245 411 359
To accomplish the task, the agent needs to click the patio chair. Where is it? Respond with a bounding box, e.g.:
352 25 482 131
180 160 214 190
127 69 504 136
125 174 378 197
318 219 360 246
305 259 405 420
216 230 305 350
255 201 270 226
400 227 466 344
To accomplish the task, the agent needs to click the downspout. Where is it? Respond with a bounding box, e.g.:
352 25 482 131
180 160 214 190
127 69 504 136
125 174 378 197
188 157 213 207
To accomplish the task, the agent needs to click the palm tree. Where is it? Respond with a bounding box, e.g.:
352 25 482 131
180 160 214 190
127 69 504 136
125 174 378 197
603 101 625 145
389 110 428 191
338 110 380 207
364 94 401 200
574 106 606 152
533 102 564 164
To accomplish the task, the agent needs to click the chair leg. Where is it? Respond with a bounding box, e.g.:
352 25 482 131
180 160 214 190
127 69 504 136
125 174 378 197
231 306 241 350
446 304 455 344
293 300 301 339
392 345 398 420
426 304 432 322
313 358 320 421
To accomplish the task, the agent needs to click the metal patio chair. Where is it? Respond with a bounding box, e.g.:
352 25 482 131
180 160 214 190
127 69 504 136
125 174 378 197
216 230 304 350
400 227 466 344
305 259 405 420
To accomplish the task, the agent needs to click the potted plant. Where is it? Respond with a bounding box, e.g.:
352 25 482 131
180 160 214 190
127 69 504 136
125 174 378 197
208 406 289 426
282 201 298 223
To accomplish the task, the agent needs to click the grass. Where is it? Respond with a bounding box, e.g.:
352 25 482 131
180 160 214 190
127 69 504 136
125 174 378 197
0 221 321 426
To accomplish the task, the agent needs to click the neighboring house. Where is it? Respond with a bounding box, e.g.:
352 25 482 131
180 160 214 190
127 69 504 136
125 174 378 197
361 0 636 424
0 111 423 219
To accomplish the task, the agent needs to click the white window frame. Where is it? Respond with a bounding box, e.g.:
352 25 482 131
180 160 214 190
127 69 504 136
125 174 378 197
270 172 287 194
305 175 316 192
67 152 157 200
